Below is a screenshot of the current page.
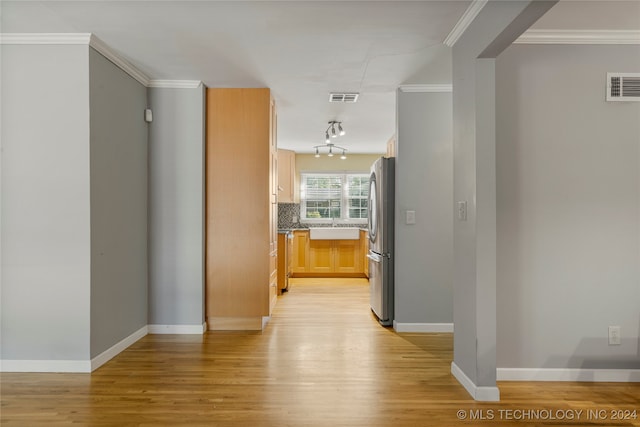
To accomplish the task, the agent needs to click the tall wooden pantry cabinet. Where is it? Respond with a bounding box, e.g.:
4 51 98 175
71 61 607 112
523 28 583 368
206 88 278 330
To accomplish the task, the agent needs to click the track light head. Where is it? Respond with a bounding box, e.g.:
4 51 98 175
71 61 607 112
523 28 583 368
316 121 347 158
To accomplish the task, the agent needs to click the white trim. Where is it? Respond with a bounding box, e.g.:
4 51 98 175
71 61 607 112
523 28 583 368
90 325 148 371
0 33 152 86
0 359 92 373
398 84 452 93
88 34 150 86
497 368 640 382
148 80 203 89
1 326 148 373
393 322 454 333
515 30 640 45
451 362 501 402
148 323 207 334
0 33 91 45
443 0 488 47
262 316 271 330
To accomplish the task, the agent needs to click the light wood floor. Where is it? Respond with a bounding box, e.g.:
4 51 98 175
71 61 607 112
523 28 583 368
2 278 638 426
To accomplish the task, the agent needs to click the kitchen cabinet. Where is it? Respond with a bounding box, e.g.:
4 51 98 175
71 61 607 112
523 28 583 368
386 135 396 158
277 149 298 203
292 230 365 277
291 230 309 273
206 88 278 331
360 229 369 278
333 239 362 274
277 232 292 294
269 99 278 313
309 239 333 273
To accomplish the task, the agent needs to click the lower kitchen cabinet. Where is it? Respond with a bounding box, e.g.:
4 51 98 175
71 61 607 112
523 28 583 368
360 229 369 278
291 230 309 273
292 229 365 277
309 240 333 273
333 240 361 273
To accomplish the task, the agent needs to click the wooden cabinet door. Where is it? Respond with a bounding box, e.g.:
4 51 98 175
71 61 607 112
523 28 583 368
291 230 309 273
309 239 333 273
277 149 293 203
334 239 361 273
206 88 272 326
360 230 369 277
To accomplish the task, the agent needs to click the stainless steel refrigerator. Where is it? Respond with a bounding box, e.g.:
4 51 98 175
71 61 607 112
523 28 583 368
367 157 394 326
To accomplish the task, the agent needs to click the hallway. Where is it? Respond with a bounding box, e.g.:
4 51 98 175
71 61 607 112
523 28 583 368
1 279 638 426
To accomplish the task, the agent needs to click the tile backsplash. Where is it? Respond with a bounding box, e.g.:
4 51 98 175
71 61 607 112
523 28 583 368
278 203 366 229
278 203 302 229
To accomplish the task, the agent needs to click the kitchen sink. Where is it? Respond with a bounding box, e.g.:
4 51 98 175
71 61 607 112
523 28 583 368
309 227 360 240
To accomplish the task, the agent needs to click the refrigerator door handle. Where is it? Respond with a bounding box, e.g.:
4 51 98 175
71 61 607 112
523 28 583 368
367 251 383 263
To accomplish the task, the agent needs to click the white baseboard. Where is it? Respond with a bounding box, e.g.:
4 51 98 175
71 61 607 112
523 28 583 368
0 325 148 373
497 368 640 382
393 321 454 333
90 325 148 371
451 362 501 401
0 359 92 373
262 316 271 330
148 322 207 334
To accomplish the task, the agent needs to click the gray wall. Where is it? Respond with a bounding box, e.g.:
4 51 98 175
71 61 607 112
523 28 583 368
496 44 640 369
148 86 206 326
451 1 556 394
89 49 149 358
1 45 92 360
394 90 453 325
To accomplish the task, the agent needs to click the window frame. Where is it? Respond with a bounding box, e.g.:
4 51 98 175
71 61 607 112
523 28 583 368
300 171 370 225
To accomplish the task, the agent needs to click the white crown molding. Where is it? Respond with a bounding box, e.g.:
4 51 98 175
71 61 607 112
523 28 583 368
0 33 91 44
515 29 640 45
88 34 151 86
0 33 152 86
148 80 203 89
399 84 452 93
443 0 488 47
451 362 500 401
498 368 640 382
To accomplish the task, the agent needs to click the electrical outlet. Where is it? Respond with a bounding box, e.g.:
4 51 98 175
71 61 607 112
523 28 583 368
457 201 467 221
608 326 621 345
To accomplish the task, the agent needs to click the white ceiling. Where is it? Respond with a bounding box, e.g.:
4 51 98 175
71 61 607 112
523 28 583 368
2 1 639 153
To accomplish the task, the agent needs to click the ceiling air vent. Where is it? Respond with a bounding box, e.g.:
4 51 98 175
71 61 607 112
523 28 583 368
607 73 640 102
329 92 359 103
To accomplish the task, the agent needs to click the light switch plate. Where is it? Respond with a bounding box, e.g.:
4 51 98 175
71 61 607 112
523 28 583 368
406 210 416 225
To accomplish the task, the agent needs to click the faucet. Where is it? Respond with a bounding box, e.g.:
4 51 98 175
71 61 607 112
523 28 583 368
332 217 337 227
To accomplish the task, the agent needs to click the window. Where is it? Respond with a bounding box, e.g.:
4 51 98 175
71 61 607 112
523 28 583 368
300 172 369 223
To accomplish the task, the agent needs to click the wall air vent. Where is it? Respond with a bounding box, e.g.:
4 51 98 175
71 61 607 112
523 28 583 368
329 92 359 103
607 73 640 102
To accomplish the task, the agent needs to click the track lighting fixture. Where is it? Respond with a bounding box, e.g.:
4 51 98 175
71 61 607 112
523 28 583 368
313 143 346 158
325 121 345 138
313 121 348 159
